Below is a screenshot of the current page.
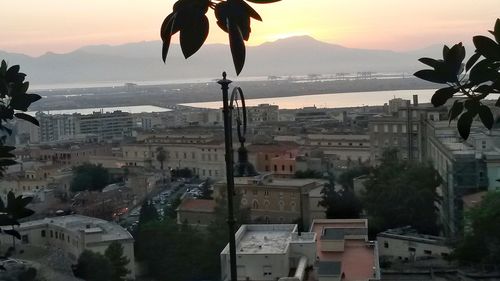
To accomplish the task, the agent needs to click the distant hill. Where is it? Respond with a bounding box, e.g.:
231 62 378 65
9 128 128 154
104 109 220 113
0 36 457 85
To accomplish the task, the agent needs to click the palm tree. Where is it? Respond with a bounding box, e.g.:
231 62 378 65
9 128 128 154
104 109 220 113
156 147 167 170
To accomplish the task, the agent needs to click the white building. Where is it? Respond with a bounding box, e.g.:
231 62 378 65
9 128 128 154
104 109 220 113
220 224 316 281
0 215 135 279
377 226 451 262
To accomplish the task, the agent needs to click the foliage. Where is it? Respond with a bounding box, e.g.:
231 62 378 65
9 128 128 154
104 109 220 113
0 60 41 178
0 192 35 264
138 200 159 227
199 178 213 199
319 175 362 219
362 149 441 235
164 194 182 220
452 192 500 267
70 163 110 192
414 18 500 139
160 0 281 75
73 250 112 281
337 166 370 190
155 146 167 170
104 242 130 281
172 167 193 178
135 219 206 280
294 169 323 179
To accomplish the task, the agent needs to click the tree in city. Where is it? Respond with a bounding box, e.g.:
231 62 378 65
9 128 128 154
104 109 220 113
0 60 41 178
104 242 131 281
73 250 112 281
164 194 182 220
414 18 500 140
0 61 38 262
452 192 500 268
161 0 282 75
319 175 362 219
362 149 441 235
294 169 323 179
155 146 167 170
199 178 213 199
201 189 250 279
135 219 205 280
138 200 159 227
337 165 370 190
70 163 110 192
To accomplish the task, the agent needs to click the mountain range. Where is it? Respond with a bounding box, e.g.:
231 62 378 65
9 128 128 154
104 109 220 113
0 36 471 85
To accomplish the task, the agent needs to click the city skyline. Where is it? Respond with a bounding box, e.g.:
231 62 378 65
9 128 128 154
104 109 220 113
2 0 499 56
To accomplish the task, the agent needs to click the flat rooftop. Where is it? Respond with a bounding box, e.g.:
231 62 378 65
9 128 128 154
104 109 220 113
20 215 133 242
311 219 376 281
223 224 315 255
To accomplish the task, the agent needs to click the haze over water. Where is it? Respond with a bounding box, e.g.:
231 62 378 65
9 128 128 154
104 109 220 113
182 89 438 109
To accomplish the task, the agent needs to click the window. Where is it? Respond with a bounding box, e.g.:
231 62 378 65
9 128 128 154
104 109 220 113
384 241 389 248
402 124 407 133
274 165 277 172
384 124 389 132
279 200 284 211
281 165 285 171
393 124 398 133
41 230 46 237
408 247 416 252
264 190 269 196
55 232 58 239
263 265 272 276
373 125 378 132
289 165 293 172
50 230 53 238
265 154 268 160
22 235 29 244
252 200 259 209
424 250 432 255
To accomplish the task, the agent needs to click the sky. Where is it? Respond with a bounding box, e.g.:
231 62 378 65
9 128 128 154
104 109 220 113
1 0 499 56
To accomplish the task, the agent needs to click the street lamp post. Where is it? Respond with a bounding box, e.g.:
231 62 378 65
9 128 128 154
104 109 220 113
218 72 258 281
218 72 238 281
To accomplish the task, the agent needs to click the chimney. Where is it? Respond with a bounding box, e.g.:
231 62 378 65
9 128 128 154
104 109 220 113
413 95 418 107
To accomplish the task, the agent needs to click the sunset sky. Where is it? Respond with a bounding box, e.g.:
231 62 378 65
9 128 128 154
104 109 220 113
1 0 499 56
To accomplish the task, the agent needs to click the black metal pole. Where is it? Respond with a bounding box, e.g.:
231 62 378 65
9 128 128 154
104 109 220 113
218 72 237 281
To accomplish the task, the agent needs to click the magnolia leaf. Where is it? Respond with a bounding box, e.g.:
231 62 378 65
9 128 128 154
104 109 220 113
448 101 463 124
228 20 246 75
3 229 21 240
465 52 481 72
431 87 458 107
418 57 441 68
413 70 448 84
14 113 39 126
457 111 474 140
473 35 500 61
478 105 494 130
180 15 209 59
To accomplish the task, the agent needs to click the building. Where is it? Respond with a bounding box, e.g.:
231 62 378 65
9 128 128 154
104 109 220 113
247 142 299 176
220 224 317 281
0 215 135 279
246 104 279 123
425 120 493 237
377 226 451 262
78 110 134 141
310 219 380 281
368 95 447 163
214 174 325 226
33 112 79 143
176 198 216 227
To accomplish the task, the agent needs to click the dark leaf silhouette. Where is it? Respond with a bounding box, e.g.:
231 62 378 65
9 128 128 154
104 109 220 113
431 87 458 107
180 15 209 58
465 52 481 71
478 105 494 130
414 70 448 83
473 35 500 61
229 21 246 75
14 113 39 126
448 101 464 124
2 229 20 240
457 112 474 140
160 0 279 75
418 57 442 68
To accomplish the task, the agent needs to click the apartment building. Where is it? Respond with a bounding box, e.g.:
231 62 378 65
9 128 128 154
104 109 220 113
220 224 317 281
0 215 135 279
247 142 299 177
78 110 134 141
214 174 325 226
246 104 279 123
425 120 495 237
310 219 380 281
377 226 451 262
176 198 216 227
